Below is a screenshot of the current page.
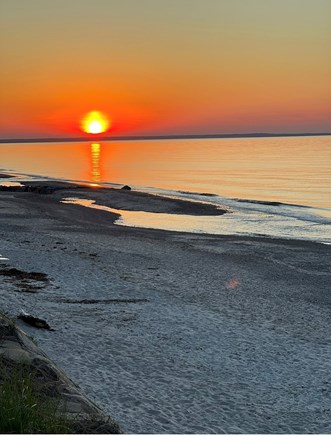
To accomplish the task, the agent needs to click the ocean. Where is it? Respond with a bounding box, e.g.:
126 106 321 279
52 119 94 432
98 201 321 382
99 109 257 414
1 135 330 243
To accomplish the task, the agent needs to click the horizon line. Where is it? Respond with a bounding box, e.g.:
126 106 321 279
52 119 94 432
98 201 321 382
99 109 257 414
0 131 330 144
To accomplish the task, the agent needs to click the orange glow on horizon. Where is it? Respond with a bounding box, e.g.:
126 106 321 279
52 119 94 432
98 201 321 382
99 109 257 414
81 111 110 134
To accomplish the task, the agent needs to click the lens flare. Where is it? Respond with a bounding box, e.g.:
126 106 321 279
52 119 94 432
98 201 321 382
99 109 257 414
81 111 110 134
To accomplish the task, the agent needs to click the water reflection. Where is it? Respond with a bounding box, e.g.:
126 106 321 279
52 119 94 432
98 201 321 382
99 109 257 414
60 197 331 244
0 181 23 187
0 137 330 208
61 197 225 233
90 143 101 185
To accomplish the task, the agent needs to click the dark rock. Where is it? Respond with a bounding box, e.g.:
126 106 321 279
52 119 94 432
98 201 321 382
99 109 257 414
121 185 131 190
0 184 55 194
24 185 55 194
0 185 20 192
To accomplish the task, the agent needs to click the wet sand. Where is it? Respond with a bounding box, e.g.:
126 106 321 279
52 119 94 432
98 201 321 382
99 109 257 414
0 181 330 433
0 179 226 216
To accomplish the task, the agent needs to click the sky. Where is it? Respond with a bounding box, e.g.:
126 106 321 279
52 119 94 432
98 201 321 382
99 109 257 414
0 0 330 138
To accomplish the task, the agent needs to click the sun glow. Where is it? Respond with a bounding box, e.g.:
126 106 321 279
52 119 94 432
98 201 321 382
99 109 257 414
81 111 110 134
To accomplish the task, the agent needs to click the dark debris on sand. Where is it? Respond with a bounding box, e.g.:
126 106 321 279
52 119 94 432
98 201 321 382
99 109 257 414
62 298 149 305
17 312 54 331
0 185 57 194
0 267 49 282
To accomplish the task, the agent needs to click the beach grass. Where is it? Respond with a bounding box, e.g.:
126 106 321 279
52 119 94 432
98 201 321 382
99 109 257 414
0 363 71 434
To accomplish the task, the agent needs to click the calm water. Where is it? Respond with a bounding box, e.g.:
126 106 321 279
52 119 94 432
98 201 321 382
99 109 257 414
1 136 330 242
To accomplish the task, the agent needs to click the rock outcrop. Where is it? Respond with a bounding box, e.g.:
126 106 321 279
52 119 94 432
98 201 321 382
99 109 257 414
0 314 121 433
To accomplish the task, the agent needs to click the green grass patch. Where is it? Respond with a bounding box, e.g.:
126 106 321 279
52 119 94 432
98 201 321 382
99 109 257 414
0 363 71 434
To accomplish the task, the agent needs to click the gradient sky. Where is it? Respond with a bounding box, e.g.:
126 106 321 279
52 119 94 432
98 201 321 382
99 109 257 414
0 0 330 138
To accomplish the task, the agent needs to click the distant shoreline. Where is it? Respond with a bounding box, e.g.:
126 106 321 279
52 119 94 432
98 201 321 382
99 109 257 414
0 132 330 144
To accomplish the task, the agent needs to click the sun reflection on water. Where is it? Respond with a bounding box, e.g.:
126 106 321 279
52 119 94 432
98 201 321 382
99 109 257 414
90 143 101 186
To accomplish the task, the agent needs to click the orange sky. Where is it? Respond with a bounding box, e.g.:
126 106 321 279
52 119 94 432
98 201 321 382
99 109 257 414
0 0 330 138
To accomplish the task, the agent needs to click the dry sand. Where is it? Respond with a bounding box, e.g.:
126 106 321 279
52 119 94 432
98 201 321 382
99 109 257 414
0 182 330 433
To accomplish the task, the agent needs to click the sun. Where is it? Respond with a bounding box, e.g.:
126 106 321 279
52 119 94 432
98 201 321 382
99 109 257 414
81 111 110 134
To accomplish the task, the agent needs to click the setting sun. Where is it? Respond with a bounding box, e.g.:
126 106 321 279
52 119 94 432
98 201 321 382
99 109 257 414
81 111 110 134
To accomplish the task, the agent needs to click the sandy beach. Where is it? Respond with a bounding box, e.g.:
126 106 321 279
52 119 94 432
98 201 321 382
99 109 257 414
0 180 331 433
